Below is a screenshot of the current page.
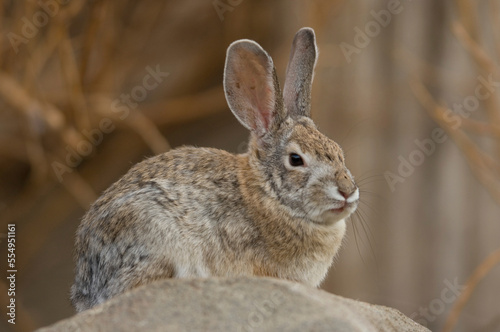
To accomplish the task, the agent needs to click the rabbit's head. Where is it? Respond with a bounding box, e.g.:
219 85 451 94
224 28 358 224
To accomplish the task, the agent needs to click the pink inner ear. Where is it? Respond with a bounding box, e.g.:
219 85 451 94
260 86 276 130
246 79 274 131
235 60 275 133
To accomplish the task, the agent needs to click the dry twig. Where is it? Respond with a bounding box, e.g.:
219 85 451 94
441 248 500 332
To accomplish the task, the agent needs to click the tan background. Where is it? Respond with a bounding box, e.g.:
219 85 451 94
0 1 499 331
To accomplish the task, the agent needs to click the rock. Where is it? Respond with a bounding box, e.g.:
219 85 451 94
37 277 429 332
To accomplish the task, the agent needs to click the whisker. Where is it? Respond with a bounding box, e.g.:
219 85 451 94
350 213 367 266
356 170 385 181
359 190 385 202
357 173 385 181
350 207 379 268
356 209 378 261
359 199 380 215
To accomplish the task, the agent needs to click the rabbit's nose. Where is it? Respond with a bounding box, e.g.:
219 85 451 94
338 186 358 201
338 188 352 199
336 173 357 200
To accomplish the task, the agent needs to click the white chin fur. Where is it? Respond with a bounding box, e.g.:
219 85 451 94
346 188 359 203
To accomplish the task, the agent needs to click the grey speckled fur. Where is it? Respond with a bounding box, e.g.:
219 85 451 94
71 27 359 312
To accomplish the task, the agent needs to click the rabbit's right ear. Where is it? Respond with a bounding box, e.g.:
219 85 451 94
283 28 318 119
224 40 285 137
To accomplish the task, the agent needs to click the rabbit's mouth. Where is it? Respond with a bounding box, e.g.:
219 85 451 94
329 201 356 214
330 207 346 213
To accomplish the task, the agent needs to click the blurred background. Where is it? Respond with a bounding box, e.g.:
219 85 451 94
0 0 499 331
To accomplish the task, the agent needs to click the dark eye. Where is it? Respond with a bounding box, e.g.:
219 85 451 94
289 153 304 167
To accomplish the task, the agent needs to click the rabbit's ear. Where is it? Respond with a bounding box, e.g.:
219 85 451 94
224 40 284 137
283 27 318 118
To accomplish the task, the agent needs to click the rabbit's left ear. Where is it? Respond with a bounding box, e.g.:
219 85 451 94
283 28 318 118
224 40 285 138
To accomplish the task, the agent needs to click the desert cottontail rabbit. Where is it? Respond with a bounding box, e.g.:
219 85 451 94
71 27 359 312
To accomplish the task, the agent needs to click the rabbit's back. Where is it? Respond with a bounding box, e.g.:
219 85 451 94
71 147 261 311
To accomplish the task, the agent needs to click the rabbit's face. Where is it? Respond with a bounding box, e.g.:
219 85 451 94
267 116 359 224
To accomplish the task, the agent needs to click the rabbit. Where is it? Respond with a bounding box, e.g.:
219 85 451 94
70 27 359 312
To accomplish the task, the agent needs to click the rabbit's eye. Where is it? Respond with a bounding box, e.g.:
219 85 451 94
289 153 304 167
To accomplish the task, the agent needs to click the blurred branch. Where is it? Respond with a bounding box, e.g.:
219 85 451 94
394 46 444 90
441 248 500 332
410 78 500 204
489 0 500 60
452 22 493 73
452 18 500 156
142 85 227 125
454 0 479 42
0 71 63 132
79 0 107 86
459 117 500 139
58 32 91 131
0 71 83 150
